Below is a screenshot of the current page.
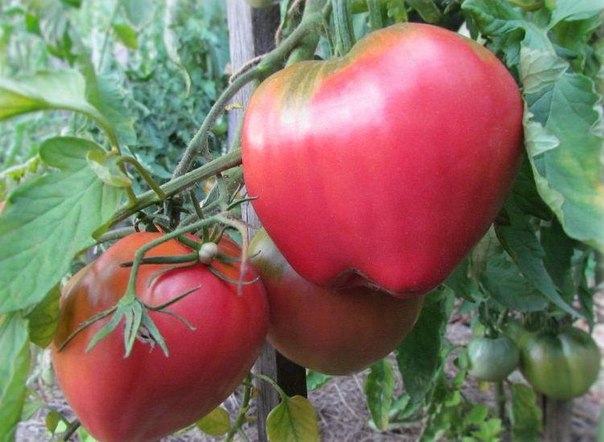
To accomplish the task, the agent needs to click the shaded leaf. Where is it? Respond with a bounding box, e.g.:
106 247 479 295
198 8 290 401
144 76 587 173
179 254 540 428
0 314 31 441
396 287 454 402
509 383 542 442
26 285 60 348
0 137 125 313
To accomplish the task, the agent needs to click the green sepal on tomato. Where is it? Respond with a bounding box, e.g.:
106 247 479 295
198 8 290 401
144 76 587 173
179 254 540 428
467 335 520 382
249 228 424 375
519 327 601 401
242 23 523 298
52 232 269 442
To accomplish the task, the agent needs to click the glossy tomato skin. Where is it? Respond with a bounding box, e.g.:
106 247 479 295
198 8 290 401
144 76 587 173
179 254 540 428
52 233 268 442
467 335 520 382
242 23 523 297
520 327 601 400
249 229 423 375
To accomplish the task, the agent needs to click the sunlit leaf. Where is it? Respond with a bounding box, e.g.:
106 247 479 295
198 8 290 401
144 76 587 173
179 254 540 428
266 395 319 442
196 407 230 436
0 137 125 313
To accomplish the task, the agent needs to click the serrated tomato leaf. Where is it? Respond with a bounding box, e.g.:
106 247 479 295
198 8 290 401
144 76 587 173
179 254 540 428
196 407 230 436
0 137 125 313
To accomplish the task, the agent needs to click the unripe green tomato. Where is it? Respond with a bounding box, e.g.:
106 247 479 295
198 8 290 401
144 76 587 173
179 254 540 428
520 327 601 400
245 0 274 8
502 319 531 348
468 335 520 382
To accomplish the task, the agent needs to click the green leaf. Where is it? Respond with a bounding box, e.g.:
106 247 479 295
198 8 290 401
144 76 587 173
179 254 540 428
266 395 319 442
306 370 332 391
26 285 60 348
0 71 120 146
466 404 489 426
396 286 454 402
196 407 230 436
406 0 442 23
86 151 132 188
45 410 63 434
0 137 125 313
121 0 157 28
112 23 138 49
365 359 395 430
163 0 191 95
509 383 542 442
481 246 548 312
548 0 604 28
472 418 503 442
0 314 31 441
495 205 578 316
521 49 604 251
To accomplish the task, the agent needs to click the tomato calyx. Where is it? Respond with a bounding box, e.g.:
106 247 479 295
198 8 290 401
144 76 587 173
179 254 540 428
57 284 199 357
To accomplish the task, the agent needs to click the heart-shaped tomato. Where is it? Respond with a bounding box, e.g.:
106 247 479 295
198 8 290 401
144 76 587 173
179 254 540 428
52 233 268 442
242 23 523 297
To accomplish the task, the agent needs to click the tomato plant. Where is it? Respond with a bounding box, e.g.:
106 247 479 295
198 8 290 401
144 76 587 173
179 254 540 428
520 327 601 401
242 22 523 297
52 232 268 442
467 335 520 382
249 229 423 375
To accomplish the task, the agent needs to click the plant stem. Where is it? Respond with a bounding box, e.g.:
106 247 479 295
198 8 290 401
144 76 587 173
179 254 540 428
225 375 254 442
172 69 261 179
104 149 242 229
496 381 506 424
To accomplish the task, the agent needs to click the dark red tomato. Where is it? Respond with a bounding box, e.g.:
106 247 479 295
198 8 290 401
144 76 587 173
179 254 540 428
52 233 268 442
520 327 601 400
242 23 523 297
249 229 424 375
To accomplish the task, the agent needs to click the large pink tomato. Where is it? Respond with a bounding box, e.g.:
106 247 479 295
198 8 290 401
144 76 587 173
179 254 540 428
250 229 424 375
242 23 523 297
52 233 268 442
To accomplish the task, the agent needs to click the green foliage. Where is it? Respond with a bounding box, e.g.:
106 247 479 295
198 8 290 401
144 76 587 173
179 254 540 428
196 407 231 436
365 359 396 430
509 383 542 442
0 314 30 441
0 137 125 313
266 395 320 442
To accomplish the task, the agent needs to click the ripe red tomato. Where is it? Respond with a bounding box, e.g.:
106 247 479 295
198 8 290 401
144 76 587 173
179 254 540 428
249 229 424 375
52 233 268 442
242 23 523 297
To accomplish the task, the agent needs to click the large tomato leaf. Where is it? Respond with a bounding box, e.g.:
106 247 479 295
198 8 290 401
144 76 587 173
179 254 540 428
521 55 604 252
509 383 542 442
395 287 454 403
0 70 135 147
463 0 604 252
0 137 125 313
365 359 395 431
266 395 319 442
0 314 30 441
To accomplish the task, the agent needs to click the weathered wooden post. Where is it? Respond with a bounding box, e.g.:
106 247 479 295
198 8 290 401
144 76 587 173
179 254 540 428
226 1 308 440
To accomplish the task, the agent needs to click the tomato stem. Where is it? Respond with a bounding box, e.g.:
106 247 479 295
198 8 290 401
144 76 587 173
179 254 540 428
256 373 290 402
118 156 167 201
225 373 254 442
